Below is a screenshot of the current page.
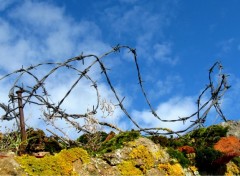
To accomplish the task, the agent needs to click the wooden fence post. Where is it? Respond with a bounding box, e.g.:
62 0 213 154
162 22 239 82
16 89 27 142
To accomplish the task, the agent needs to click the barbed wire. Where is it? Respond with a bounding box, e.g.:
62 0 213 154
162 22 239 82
0 45 230 137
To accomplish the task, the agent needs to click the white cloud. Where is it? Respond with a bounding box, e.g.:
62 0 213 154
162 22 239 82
132 96 197 134
153 43 178 65
0 1 127 139
9 1 65 30
0 0 109 72
0 19 16 43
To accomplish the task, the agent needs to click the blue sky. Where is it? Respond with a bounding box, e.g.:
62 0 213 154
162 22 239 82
0 0 240 138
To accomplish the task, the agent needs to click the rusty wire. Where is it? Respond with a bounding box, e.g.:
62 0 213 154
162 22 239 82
0 45 230 136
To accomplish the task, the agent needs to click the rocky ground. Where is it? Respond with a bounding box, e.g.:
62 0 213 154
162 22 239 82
0 120 239 175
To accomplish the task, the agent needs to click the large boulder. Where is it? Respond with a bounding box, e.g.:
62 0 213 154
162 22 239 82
220 120 240 138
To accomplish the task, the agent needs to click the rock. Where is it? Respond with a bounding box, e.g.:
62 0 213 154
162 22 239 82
73 157 121 176
102 137 169 166
103 147 132 165
220 120 240 138
0 152 25 175
146 168 165 176
32 151 50 158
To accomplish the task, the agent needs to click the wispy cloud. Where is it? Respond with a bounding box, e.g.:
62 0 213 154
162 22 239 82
101 1 178 65
131 96 196 133
216 38 235 57
0 1 109 72
148 75 182 100
153 42 178 65
0 1 125 138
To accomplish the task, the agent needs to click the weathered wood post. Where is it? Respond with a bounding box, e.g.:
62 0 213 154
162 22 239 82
16 89 27 143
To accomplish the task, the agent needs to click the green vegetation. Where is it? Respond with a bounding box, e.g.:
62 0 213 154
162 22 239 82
195 147 223 173
76 130 140 156
96 130 140 155
77 131 108 153
184 125 229 147
149 135 184 148
26 128 63 154
232 157 240 168
0 130 22 153
167 147 190 168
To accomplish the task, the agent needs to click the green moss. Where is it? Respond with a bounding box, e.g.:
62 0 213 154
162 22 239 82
96 131 140 155
167 147 190 168
232 156 240 168
16 147 90 175
149 135 185 148
77 131 108 153
44 137 62 154
184 125 229 147
149 135 169 147
77 131 108 145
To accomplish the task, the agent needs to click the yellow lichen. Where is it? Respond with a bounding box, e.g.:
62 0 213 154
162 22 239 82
153 149 167 161
16 147 90 176
158 163 184 176
117 161 143 176
189 165 198 172
225 161 240 176
129 145 154 173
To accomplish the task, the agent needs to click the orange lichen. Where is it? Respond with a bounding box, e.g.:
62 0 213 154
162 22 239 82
178 146 195 154
214 136 240 156
214 136 240 164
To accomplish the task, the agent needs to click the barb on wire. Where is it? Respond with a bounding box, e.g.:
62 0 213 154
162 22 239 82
0 45 230 138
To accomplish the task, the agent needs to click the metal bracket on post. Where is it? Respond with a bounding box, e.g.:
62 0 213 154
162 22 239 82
16 89 27 146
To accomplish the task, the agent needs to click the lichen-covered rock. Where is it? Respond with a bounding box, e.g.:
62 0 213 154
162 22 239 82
103 147 132 165
220 120 240 138
16 147 90 175
73 157 121 176
225 161 240 175
102 137 173 175
102 137 169 167
214 136 240 164
158 163 185 176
